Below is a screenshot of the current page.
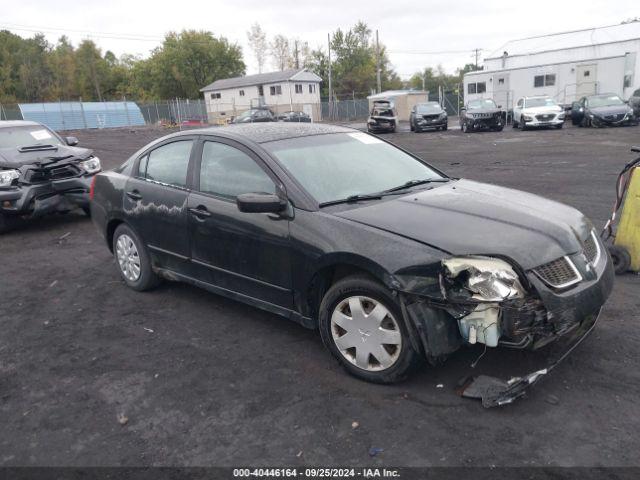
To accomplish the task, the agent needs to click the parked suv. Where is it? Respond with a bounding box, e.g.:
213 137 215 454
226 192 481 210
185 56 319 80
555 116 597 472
409 102 448 132
513 96 565 130
91 123 612 392
0 121 100 233
460 99 504 132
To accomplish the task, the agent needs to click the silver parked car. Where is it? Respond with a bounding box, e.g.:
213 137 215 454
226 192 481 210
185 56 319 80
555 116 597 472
513 96 565 130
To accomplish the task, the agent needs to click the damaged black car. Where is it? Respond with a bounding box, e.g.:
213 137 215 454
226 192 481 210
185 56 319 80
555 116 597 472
367 100 397 133
460 98 504 133
0 121 100 233
91 123 613 391
571 93 638 127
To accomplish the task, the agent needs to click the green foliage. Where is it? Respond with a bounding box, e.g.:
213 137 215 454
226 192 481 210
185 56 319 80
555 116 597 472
0 29 245 103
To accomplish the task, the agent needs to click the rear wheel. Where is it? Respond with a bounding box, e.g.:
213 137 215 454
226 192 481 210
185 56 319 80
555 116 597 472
609 245 631 274
319 275 420 384
113 224 160 291
442 124 448 131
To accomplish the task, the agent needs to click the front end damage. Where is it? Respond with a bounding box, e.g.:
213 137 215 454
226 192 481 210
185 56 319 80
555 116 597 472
393 248 614 407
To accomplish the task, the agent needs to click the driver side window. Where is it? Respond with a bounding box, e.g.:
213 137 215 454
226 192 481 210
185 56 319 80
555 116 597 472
517 99 524 108
199 141 276 200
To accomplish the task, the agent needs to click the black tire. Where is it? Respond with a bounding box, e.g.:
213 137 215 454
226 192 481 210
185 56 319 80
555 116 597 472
410 121 414 132
82 206 91 217
0 213 11 234
556 123 564 129
318 274 421 384
608 245 631 275
513 119 519 128
112 224 161 291
461 122 469 133
494 125 504 132
442 124 448 131
580 116 590 128
520 122 527 131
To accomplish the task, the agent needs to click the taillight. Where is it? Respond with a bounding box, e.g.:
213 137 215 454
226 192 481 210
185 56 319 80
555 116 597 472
89 175 97 200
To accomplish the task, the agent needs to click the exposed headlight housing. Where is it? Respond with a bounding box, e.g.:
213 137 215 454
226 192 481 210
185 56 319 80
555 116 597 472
0 169 20 188
80 157 101 174
441 256 524 302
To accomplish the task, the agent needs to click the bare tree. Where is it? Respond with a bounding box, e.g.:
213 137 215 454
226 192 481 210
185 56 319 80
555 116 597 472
291 39 311 69
270 34 291 71
247 23 268 73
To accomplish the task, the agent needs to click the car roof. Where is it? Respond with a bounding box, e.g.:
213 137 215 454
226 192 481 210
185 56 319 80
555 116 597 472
0 120 42 129
182 122 355 144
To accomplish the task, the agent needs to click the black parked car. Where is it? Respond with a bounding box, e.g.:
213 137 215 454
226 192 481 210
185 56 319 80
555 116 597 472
0 121 101 233
231 108 276 124
409 102 448 132
571 93 638 127
367 100 397 133
460 99 504 133
629 88 640 118
278 111 311 123
91 123 612 386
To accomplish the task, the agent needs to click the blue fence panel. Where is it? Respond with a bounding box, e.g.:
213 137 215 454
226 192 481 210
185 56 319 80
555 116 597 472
18 101 146 130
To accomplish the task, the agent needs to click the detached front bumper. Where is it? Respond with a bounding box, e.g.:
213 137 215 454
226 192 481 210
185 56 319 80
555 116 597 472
0 175 94 218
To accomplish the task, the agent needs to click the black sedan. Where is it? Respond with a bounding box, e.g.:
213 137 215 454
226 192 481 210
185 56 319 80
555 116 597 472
278 111 311 123
231 108 275 123
460 99 504 132
571 93 638 127
91 123 612 387
410 102 448 132
0 120 100 233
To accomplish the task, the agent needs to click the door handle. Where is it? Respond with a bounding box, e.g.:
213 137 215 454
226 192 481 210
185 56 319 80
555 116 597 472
126 190 142 200
189 206 212 219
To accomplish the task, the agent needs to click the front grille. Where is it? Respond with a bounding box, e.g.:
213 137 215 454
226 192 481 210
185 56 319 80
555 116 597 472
533 256 581 289
604 114 625 121
422 114 439 120
473 113 492 118
49 165 80 180
583 232 600 264
536 114 555 121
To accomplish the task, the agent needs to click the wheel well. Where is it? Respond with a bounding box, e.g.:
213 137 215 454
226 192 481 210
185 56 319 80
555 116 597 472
106 219 124 252
306 264 379 320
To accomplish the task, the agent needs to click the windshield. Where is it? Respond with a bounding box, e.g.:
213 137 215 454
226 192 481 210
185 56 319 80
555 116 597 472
588 95 624 108
416 103 442 114
236 110 256 120
525 97 557 108
0 125 63 149
263 132 444 204
467 99 497 110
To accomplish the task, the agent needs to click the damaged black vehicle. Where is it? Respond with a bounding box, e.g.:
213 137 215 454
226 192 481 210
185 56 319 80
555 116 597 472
460 98 504 132
91 123 613 402
0 121 101 233
571 93 638 127
367 100 397 133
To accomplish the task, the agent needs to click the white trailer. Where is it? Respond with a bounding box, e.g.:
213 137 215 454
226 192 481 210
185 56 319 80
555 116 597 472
463 22 640 110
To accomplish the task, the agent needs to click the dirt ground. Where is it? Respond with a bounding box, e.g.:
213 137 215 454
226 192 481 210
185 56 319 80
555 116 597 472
1 121 639 467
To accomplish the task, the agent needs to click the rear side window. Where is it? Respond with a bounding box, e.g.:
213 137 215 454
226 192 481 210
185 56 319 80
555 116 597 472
199 141 275 199
139 140 193 188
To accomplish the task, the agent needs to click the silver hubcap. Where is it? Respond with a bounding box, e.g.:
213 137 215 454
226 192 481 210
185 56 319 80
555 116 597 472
331 296 402 372
115 234 141 282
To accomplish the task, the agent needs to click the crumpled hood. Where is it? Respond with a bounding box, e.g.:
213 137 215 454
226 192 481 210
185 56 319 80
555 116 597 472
589 105 632 117
0 144 92 168
334 179 592 270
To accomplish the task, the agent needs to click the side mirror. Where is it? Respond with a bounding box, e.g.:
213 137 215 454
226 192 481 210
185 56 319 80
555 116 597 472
65 136 79 146
497 105 503 109
236 193 286 214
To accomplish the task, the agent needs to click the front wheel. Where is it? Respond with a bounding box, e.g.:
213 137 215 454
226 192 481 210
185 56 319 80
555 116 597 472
494 125 504 132
319 275 420 384
609 245 631 274
113 224 160 291
461 122 470 133
442 124 448 131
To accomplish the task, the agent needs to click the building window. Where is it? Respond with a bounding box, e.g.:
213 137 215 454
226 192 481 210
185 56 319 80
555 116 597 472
211 92 221 100
498 78 505 85
239 90 245 96
309 84 316 94
295 84 303 94
270 85 282 95
467 82 486 94
534 74 556 87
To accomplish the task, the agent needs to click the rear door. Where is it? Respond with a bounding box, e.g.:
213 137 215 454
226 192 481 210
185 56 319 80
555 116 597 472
187 137 293 308
123 137 196 271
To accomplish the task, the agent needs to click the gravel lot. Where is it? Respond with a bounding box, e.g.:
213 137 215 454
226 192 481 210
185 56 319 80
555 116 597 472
1 121 639 467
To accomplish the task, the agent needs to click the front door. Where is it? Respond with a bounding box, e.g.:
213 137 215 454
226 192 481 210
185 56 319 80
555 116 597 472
576 64 597 99
123 137 195 271
187 138 293 308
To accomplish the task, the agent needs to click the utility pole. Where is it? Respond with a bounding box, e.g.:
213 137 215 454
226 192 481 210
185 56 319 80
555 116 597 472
327 33 333 118
472 48 482 69
376 30 382 93
293 40 300 69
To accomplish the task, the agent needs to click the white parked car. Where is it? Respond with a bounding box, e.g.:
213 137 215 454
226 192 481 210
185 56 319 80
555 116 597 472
513 96 565 130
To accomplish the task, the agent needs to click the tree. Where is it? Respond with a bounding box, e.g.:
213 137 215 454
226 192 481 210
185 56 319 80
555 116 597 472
75 40 107 101
270 34 291 71
247 23 268 73
139 30 245 99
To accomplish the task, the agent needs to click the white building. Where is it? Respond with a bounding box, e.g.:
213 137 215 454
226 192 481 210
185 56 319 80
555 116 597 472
367 90 428 121
463 22 640 109
200 68 322 123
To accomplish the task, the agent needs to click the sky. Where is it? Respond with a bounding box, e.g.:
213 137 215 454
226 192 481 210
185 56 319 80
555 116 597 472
1 0 638 79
